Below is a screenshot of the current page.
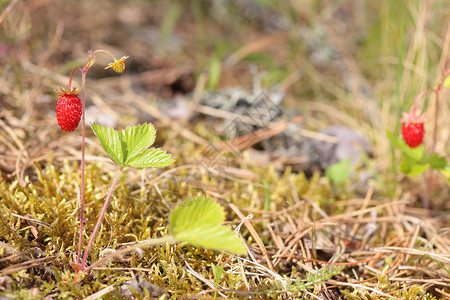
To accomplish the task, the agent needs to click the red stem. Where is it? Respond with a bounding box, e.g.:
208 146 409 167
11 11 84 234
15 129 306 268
77 71 87 265
92 49 116 60
68 68 81 91
80 169 123 271
412 88 429 115
72 49 125 269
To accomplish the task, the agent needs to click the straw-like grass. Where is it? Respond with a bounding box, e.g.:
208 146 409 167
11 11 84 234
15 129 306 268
1 0 449 298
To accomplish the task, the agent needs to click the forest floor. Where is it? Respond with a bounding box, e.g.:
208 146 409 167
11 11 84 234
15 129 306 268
0 0 449 299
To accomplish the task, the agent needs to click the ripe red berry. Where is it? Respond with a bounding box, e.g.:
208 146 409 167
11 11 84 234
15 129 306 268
56 91 82 132
401 122 424 148
400 108 425 148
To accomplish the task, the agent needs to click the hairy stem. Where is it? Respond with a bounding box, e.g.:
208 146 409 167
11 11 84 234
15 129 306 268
67 67 81 91
80 169 123 271
77 71 87 266
92 49 116 60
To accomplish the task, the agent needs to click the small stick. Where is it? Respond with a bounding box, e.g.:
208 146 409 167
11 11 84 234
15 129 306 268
228 203 274 272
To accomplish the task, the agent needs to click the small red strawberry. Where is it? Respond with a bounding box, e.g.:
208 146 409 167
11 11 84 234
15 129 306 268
401 109 425 148
56 88 82 132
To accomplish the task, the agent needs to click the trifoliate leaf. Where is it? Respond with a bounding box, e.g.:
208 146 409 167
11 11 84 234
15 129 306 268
119 123 157 162
91 123 124 165
91 122 174 169
169 197 246 254
125 148 174 168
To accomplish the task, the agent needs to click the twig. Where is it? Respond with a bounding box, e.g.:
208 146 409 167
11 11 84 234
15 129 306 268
228 203 274 272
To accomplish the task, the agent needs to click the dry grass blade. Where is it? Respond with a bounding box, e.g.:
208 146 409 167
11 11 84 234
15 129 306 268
1 0 449 298
229 203 274 272
0 255 57 276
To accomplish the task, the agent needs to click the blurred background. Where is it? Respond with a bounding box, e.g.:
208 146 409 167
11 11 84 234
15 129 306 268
0 0 449 200
1 1 450 298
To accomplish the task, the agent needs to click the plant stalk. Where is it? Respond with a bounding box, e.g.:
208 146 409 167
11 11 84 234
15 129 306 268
77 71 87 266
80 168 123 271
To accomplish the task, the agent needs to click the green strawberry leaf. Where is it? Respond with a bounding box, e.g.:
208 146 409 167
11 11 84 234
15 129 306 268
92 123 174 169
400 161 429 176
91 123 124 166
425 153 447 170
387 131 425 163
125 148 174 168
402 145 425 163
169 197 246 254
119 123 157 162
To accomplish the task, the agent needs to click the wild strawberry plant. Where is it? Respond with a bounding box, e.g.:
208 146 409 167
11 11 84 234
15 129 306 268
388 67 449 180
57 50 245 273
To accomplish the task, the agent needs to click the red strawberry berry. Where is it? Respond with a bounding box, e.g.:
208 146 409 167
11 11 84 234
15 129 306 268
400 109 425 148
56 90 82 132
401 122 424 148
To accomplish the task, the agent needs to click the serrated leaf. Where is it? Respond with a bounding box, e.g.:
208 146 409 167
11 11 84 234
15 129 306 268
408 163 429 176
169 197 246 254
402 145 425 162
400 161 428 176
173 223 246 254
170 197 224 231
125 148 174 168
92 122 174 169
119 123 157 162
91 123 124 166
425 153 447 170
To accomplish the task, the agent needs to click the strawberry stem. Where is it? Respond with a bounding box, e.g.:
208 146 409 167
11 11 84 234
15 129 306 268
68 67 82 91
92 49 117 61
411 88 428 116
67 49 128 270
80 168 123 271
77 70 87 266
